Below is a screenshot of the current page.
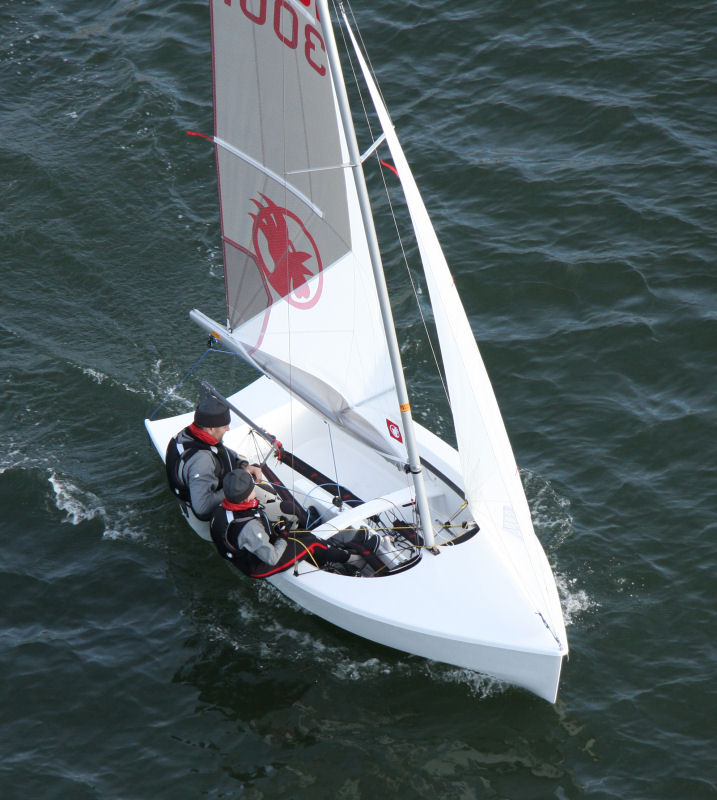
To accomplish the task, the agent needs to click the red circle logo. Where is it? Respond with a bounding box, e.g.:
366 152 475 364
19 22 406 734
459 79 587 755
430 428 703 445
250 194 323 309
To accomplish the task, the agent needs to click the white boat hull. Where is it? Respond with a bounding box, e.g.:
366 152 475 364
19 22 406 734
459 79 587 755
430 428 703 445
146 376 567 702
272 541 565 703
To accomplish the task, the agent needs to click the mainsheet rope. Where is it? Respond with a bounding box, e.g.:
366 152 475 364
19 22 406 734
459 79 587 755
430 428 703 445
147 341 237 420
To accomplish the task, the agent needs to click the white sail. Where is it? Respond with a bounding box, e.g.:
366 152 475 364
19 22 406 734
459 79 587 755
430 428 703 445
210 0 405 459
345 18 566 643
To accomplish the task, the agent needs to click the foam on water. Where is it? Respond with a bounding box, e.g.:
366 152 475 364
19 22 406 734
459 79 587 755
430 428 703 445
555 572 598 627
47 471 146 542
424 663 509 701
0 446 33 476
198 577 513 700
80 366 142 397
48 471 104 526
522 468 597 627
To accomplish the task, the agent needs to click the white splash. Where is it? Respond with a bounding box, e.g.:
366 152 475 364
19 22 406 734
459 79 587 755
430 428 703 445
82 367 107 384
426 663 508 699
556 571 598 626
0 447 32 475
521 468 597 626
47 471 145 541
48 472 105 525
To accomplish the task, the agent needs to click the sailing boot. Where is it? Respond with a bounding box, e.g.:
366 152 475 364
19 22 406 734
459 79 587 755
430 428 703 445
343 529 384 573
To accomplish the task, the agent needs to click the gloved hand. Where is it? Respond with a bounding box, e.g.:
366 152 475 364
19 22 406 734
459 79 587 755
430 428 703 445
247 464 265 483
272 518 290 537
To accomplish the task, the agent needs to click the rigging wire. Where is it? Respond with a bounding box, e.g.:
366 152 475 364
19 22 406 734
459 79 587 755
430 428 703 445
148 341 237 420
326 424 345 508
278 23 299 506
336 0 450 406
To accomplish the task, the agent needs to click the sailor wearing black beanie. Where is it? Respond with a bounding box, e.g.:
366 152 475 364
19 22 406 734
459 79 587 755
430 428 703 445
165 394 248 526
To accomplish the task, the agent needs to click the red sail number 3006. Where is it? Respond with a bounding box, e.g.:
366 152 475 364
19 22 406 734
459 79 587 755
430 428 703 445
225 0 327 77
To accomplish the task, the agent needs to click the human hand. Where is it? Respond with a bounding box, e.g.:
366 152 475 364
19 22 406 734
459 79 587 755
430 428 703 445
246 464 264 482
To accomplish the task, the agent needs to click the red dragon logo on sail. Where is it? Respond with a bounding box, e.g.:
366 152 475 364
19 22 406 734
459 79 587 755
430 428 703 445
250 194 323 309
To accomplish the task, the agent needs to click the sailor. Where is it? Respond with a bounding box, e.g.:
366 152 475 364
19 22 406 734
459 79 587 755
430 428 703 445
210 469 381 578
165 394 263 523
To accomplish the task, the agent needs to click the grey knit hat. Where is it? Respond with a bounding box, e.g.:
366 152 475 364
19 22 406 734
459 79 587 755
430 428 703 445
223 469 254 503
194 395 230 428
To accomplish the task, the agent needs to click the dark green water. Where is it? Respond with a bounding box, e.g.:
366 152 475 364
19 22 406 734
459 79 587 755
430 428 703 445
2 0 716 797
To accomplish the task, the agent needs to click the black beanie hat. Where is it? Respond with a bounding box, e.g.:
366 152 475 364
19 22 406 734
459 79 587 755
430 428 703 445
194 395 230 428
223 469 254 503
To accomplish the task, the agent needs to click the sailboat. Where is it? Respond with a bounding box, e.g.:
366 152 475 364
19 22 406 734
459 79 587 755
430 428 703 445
145 0 568 702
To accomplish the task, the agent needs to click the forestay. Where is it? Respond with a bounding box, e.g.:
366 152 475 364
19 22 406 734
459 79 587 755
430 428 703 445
210 0 405 459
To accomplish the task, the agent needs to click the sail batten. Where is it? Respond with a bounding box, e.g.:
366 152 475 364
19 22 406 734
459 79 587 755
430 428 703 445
213 135 325 218
286 163 353 175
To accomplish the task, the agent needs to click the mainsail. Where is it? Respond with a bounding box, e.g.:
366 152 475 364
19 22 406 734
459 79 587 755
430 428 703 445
210 0 404 458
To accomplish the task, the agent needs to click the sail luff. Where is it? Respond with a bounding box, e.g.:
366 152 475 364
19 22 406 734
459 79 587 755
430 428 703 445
315 0 436 547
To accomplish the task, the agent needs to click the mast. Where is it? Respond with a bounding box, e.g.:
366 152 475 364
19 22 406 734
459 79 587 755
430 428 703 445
316 0 436 549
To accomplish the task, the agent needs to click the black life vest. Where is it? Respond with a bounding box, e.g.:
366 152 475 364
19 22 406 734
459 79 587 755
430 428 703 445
165 427 239 520
210 505 273 577
210 505 333 578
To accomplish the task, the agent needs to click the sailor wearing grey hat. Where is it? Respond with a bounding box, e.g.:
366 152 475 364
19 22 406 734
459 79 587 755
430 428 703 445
210 468 365 578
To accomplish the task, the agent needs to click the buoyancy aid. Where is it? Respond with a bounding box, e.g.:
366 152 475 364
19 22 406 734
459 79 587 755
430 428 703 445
211 503 338 578
211 504 275 576
165 425 240 519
